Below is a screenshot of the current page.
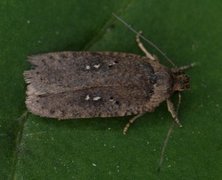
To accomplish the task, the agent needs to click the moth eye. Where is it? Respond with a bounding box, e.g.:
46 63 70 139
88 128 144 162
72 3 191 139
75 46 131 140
36 71 40 75
114 60 119 64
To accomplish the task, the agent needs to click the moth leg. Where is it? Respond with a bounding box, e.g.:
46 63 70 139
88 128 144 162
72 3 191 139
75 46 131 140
177 63 196 71
177 93 182 114
166 99 182 127
172 63 196 73
136 31 156 61
123 113 145 135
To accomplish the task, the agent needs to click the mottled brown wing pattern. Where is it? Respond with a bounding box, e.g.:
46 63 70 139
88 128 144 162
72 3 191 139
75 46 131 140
26 86 154 119
24 51 161 119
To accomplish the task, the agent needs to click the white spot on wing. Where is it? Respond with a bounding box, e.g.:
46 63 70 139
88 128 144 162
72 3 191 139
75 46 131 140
93 96 101 101
93 64 101 69
108 61 117 67
85 95 90 100
86 65 91 70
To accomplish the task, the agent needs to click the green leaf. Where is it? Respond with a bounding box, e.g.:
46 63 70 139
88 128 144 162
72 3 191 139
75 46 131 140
1 0 222 179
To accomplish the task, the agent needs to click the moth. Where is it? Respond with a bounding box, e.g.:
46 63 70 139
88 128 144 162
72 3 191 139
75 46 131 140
24 29 194 134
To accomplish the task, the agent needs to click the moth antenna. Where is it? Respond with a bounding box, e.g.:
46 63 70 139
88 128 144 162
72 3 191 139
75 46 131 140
112 13 176 67
158 123 174 172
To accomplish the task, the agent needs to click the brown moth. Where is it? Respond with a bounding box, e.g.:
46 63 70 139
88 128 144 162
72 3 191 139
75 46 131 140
24 32 193 134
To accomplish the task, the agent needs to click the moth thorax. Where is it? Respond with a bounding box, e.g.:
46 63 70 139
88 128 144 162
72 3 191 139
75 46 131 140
173 73 190 92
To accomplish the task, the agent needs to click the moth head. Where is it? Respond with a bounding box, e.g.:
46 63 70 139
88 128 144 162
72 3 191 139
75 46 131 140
173 71 190 92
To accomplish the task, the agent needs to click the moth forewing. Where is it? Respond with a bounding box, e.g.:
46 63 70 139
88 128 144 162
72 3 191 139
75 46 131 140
24 51 174 120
